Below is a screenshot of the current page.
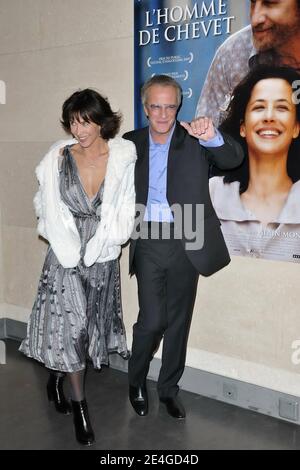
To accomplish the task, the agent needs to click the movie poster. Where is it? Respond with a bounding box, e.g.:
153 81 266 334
134 0 248 127
134 0 300 264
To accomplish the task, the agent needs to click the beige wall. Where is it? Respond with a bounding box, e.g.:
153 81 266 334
1 0 300 395
0 0 135 310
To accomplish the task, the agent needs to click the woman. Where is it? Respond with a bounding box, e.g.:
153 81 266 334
19 89 136 445
209 65 300 263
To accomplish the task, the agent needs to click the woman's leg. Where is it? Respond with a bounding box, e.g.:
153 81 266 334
67 369 86 402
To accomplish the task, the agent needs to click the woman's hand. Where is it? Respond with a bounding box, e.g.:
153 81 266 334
180 117 215 141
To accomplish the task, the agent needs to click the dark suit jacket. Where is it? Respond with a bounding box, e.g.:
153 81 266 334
123 122 244 277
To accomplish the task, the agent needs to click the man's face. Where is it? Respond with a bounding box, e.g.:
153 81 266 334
144 85 178 143
250 0 300 51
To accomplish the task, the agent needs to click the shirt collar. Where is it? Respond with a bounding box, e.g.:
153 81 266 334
211 177 300 224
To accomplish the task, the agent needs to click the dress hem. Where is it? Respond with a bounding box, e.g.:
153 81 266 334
19 348 130 373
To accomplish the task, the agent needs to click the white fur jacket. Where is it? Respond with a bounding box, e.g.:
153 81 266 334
34 136 137 268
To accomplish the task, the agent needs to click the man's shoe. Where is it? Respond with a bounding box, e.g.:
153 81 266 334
129 384 148 416
160 396 186 419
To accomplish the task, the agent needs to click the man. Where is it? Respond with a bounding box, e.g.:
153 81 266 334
196 0 300 126
123 75 244 419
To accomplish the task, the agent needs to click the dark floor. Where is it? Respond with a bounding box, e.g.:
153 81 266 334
1 339 300 450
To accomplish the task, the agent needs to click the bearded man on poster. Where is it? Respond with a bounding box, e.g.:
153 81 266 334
196 0 300 125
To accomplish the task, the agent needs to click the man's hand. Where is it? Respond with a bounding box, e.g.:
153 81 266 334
180 117 215 141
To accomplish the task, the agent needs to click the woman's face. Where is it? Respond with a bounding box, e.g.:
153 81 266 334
70 115 101 148
240 78 299 157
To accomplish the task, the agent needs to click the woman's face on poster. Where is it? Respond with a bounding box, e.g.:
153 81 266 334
240 78 299 158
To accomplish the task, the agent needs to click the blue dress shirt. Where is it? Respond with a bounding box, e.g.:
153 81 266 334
144 125 224 222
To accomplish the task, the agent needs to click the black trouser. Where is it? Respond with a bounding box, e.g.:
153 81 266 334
129 226 199 398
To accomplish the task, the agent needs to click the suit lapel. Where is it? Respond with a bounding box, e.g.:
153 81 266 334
167 121 186 202
135 122 186 205
135 127 149 206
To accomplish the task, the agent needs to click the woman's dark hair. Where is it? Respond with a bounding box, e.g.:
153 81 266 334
216 65 300 192
61 89 122 139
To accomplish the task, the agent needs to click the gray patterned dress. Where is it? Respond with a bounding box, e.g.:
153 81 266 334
20 146 129 372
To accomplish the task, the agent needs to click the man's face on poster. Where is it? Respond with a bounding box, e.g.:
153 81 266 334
250 0 300 51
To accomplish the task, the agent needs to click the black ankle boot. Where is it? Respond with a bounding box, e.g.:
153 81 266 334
71 399 95 446
47 373 72 415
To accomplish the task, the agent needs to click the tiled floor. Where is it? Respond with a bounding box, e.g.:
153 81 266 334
1 339 300 450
